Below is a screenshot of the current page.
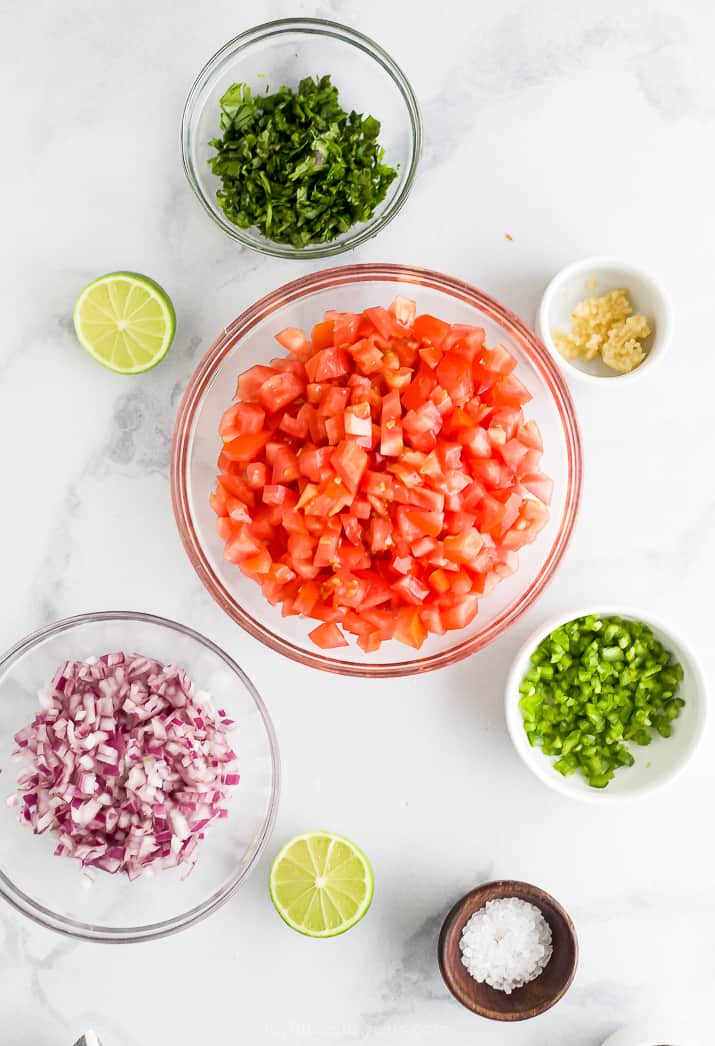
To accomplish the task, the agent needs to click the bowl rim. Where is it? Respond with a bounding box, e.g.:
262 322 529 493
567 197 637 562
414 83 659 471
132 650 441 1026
437 879 579 1021
536 255 673 386
180 17 423 258
171 262 583 678
504 604 708 803
0 609 281 943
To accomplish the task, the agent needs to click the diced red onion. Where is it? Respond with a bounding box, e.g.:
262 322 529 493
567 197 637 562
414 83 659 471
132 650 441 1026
10 652 239 880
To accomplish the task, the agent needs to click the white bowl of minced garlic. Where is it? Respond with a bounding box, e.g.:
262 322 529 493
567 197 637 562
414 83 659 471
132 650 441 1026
537 256 672 384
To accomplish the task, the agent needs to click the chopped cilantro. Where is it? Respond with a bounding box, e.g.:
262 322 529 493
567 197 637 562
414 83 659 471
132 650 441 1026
208 75 398 247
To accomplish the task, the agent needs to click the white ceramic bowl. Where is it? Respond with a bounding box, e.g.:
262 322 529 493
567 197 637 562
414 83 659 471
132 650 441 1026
505 607 706 803
537 256 672 385
601 1022 702 1046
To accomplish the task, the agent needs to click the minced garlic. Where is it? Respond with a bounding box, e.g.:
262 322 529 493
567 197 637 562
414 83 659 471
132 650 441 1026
553 288 651 374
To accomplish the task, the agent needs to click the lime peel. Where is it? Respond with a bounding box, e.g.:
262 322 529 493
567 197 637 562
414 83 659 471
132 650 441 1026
73 271 175 374
269 831 374 937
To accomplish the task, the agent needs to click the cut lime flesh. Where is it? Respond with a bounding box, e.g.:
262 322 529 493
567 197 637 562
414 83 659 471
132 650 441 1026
269 831 374 937
73 271 175 374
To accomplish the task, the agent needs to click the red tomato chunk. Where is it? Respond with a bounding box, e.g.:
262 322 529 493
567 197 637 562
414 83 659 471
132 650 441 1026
211 298 551 652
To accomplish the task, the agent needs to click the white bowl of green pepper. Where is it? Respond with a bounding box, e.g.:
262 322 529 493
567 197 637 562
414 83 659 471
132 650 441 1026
504 608 707 802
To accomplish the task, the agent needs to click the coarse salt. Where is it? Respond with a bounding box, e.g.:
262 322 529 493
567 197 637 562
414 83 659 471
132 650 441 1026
459 897 553 994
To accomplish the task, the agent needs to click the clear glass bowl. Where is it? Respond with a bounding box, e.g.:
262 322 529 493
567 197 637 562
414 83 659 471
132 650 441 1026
0 612 280 942
171 264 583 677
181 18 422 258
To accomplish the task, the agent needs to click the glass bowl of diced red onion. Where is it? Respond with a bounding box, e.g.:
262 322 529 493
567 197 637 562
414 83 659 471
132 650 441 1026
171 264 582 676
0 611 279 942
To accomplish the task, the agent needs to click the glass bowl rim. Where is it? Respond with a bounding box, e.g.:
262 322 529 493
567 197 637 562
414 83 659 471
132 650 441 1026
170 263 583 678
0 609 281 943
180 17 423 259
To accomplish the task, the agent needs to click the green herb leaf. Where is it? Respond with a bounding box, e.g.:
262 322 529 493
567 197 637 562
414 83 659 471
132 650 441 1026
208 75 399 247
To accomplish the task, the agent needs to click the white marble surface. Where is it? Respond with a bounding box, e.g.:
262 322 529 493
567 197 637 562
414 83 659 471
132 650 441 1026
1 0 713 1042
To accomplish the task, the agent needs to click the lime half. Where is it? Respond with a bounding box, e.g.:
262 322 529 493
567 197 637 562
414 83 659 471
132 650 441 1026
73 272 175 374
269 831 374 937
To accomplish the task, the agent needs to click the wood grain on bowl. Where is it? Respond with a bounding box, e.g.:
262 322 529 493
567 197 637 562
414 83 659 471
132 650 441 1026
438 880 578 1021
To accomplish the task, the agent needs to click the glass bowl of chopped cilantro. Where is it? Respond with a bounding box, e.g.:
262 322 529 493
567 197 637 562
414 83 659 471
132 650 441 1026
181 19 421 257
505 609 706 801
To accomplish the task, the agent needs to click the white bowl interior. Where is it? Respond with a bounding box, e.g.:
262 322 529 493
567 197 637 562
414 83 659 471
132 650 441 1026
505 610 706 802
0 614 278 939
183 23 419 255
538 259 670 381
181 273 579 670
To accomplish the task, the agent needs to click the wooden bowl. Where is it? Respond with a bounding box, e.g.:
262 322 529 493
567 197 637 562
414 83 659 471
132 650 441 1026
438 880 578 1021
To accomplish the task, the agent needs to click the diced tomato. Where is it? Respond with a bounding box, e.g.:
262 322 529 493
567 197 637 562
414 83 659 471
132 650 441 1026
352 497 371 520
389 295 417 327
470 457 512 489
308 622 349 649
275 327 309 355
331 312 361 347
313 530 340 569
363 307 399 340
344 402 372 438
257 371 304 413
214 297 552 652
272 446 300 484
444 326 485 361
359 608 394 640
222 431 272 463
520 473 553 505
324 414 345 445
226 496 252 522
490 374 532 407
279 411 308 439
441 594 479 631
237 365 277 401
419 345 444 369
401 363 437 411
457 425 491 458
476 494 508 537
341 513 363 546
481 344 518 375
287 532 316 561
262 484 292 506
419 605 446 635
411 535 438 558
219 402 265 440
393 607 427 649
499 438 530 473
293 581 320 615
413 313 451 348
368 517 393 553
357 629 382 653
380 390 404 456
403 400 442 437
443 530 483 564
517 419 543 450
318 386 351 416
350 338 385 375
392 574 430 605
218 472 255 505
427 567 451 594
331 440 368 493
209 485 228 516
402 508 444 538
383 366 413 391
311 319 335 350
437 352 473 405
305 347 350 383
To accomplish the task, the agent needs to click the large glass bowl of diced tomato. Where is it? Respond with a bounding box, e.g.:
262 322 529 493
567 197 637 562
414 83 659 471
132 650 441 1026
171 264 582 677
